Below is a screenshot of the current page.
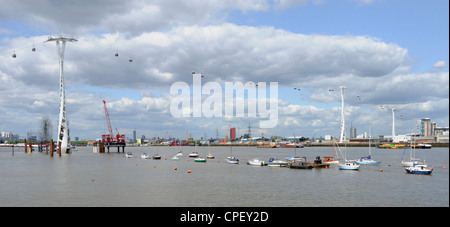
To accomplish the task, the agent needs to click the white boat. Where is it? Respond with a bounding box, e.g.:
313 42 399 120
405 163 433 175
171 155 179 161
195 157 207 162
227 156 239 164
401 140 426 167
206 153 215 159
176 151 183 157
338 162 360 170
141 153 150 159
356 129 381 165
125 152 133 158
337 142 360 170
247 159 266 166
188 152 199 157
267 158 288 167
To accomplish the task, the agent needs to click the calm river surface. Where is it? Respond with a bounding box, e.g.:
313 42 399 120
1 145 448 207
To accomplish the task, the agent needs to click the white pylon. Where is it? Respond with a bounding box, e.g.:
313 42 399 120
46 36 77 153
392 108 396 138
339 86 346 143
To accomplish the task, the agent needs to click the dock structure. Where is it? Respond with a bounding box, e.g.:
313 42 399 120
103 141 126 153
94 140 126 153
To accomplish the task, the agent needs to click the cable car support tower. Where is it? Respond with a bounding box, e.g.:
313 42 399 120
46 36 77 153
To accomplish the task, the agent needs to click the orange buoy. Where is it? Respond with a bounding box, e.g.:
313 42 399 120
188 170 191 173
91 179 95 181
154 166 156 168
379 169 383 172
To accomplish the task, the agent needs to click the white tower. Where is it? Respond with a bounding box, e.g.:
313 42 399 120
392 108 396 138
46 36 77 153
339 86 346 143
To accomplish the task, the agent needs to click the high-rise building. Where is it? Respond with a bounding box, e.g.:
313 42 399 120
420 118 431 137
230 128 236 140
350 122 356 138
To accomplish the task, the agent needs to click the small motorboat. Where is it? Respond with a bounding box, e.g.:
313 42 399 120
227 156 239 164
247 159 266 166
171 155 179 161
267 158 288 167
188 152 199 158
152 154 161 160
194 157 207 162
141 153 150 159
288 157 313 169
206 153 215 159
176 151 183 157
338 162 360 170
405 163 433 175
125 152 133 158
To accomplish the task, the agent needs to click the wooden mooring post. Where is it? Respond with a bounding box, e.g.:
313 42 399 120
50 139 54 158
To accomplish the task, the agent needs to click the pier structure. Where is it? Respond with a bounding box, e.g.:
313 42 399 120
45 36 77 154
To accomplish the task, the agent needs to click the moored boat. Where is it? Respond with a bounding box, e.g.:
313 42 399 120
188 152 199 157
338 162 360 170
206 153 215 159
267 158 288 167
405 163 433 175
288 157 312 169
227 156 239 164
125 152 133 158
153 154 161 160
308 156 330 168
194 157 207 162
247 159 266 166
141 153 150 159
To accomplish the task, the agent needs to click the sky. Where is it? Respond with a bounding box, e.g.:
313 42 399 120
0 0 448 141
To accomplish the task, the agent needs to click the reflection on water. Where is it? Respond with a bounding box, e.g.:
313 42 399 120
0 146 448 207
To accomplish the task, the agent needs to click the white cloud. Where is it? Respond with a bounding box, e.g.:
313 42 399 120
433 60 448 69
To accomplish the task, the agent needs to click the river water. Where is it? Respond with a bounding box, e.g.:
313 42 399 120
0 145 448 207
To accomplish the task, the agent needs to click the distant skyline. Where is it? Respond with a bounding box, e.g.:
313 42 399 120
0 0 448 140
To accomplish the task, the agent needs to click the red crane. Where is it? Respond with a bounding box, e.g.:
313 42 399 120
103 100 114 141
102 100 125 143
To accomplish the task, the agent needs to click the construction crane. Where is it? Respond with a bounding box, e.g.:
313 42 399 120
102 100 125 143
222 125 232 144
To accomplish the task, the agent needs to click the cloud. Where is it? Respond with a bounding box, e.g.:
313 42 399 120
0 1 448 139
433 60 448 69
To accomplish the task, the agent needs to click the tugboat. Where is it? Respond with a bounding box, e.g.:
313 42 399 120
308 156 330 168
